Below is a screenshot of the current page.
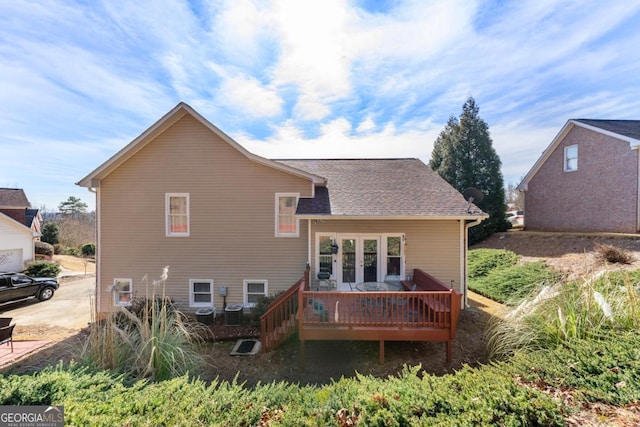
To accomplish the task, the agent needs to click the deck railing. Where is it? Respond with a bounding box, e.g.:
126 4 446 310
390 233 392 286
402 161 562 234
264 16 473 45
298 288 461 363
261 268 461 363
299 290 457 329
260 269 308 351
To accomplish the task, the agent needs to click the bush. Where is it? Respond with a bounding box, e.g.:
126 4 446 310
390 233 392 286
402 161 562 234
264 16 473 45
34 241 54 257
470 261 560 304
595 243 634 264
65 247 81 257
249 291 287 327
53 244 65 255
78 267 209 381
468 249 519 279
487 269 640 359
0 364 564 426
81 243 95 256
25 260 61 278
507 331 640 405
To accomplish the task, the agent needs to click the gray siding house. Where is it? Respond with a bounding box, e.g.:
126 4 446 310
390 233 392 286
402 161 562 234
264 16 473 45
518 119 640 233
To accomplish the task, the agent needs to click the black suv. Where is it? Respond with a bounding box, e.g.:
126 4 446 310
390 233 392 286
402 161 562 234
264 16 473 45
0 273 59 305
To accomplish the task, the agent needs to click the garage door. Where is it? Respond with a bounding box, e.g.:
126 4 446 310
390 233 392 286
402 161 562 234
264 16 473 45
0 249 23 272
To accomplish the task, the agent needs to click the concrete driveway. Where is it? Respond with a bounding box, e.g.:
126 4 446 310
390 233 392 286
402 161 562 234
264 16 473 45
0 276 95 329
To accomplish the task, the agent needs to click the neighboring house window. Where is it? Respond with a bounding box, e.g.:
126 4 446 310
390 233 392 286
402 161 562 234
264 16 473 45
189 279 214 307
275 193 299 237
166 193 189 236
113 278 132 306
244 279 268 308
564 145 578 172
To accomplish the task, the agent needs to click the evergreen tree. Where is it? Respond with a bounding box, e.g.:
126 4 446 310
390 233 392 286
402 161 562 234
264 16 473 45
430 97 510 243
58 196 88 216
41 222 60 245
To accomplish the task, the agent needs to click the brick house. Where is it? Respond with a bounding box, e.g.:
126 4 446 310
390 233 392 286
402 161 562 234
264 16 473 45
518 119 640 233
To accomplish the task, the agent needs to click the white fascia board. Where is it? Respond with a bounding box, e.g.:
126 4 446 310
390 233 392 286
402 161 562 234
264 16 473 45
571 120 640 146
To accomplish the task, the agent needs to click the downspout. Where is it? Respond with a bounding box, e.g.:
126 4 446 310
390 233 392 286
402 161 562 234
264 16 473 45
636 147 640 232
463 217 484 308
88 187 99 317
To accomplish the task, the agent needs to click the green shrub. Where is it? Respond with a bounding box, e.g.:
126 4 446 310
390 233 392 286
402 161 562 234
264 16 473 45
507 330 640 406
468 249 519 279
470 261 560 304
64 247 81 257
0 364 565 426
53 244 65 255
34 241 54 257
24 260 61 277
249 291 287 327
81 243 95 256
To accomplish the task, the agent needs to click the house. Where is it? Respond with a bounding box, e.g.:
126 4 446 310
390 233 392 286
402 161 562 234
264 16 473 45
0 188 42 235
77 102 486 317
518 119 640 233
0 189 41 272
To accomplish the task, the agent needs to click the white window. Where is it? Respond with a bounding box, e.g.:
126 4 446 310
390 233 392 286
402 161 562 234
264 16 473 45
112 278 132 306
166 193 189 237
243 280 268 308
385 235 403 278
275 193 299 237
189 279 214 307
317 234 335 278
564 145 578 172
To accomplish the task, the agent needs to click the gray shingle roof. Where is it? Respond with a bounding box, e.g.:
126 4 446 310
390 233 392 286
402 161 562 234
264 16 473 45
277 159 482 217
0 188 30 208
574 119 640 141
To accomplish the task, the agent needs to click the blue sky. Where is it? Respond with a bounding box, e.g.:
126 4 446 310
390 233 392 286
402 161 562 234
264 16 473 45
2 0 640 212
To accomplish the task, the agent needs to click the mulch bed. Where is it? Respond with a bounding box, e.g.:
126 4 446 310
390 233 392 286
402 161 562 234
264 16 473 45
204 314 260 342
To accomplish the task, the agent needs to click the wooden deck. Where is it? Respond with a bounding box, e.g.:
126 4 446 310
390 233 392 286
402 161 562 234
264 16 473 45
261 268 461 364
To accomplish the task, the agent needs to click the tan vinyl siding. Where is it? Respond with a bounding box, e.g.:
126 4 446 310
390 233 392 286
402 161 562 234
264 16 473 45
97 115 312 314
311 219 462 290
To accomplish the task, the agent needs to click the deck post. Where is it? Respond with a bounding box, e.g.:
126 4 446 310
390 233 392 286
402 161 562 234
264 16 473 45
379 340 385 364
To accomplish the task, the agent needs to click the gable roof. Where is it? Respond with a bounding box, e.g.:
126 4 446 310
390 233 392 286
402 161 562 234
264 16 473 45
573 119 640 142
76 102 326 188
0 188 30 208
0 212 39 237
518 119 640 190
277 159 486 219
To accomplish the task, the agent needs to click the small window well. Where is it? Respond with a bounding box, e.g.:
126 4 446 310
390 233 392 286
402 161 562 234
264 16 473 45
230 339 261 356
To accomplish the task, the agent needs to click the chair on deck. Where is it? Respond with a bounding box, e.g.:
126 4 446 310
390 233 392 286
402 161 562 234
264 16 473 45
0 323 15 352
0 318 11 328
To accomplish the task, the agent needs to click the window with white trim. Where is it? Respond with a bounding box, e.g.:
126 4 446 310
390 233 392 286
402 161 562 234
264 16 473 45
189 279 214 307
275 193 299 237
113 278 132 306
317 234 335 277
564 145 578 172
243 280 268 308
166 193 189 236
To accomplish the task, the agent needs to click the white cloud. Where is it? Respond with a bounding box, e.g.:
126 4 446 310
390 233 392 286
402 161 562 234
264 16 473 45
217 75 284 118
